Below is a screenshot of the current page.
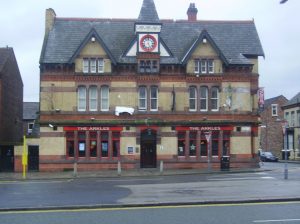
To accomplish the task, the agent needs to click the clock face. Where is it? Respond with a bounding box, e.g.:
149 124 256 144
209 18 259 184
140 34 157 52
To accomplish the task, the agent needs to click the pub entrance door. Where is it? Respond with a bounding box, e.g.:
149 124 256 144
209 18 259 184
140 129 157 168
0 146 14 172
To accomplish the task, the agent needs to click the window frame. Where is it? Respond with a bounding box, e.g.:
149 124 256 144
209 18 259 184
100 86 109 112
211 87 219 112
200 60 207 74
208 59 214 74
138 86 147 111
89 86 98 111
200 86 208 112
78 86 87 112
83 58 89 73
150 86 158 111
98 58 104 73
271 104 278 117
189 86 197 111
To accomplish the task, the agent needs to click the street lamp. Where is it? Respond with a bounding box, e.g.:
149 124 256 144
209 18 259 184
281 121 289 180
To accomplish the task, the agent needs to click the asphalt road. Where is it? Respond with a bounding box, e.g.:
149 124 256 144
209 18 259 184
0 201 300 224
0 162 299 210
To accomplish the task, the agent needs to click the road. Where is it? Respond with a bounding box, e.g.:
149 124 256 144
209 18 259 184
0 162 299 210
0 201 300 224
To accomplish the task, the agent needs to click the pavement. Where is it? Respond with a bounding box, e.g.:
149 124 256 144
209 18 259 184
0 161 299 211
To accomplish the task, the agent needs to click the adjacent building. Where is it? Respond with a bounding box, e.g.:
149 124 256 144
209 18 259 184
0 47 23 172
282 92 300 160
259 95 288 157
39 0 264 171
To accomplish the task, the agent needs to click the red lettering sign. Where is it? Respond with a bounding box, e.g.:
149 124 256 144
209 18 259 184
64 126 123 131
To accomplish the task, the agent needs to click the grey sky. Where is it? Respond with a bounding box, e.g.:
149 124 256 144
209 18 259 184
1 0 299 102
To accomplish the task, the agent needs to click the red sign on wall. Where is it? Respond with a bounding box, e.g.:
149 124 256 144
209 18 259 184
63 126 123 131
175 126 233 131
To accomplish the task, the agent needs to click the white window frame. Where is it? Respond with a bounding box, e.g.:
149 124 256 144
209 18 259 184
211 87 219 111
138 86 147 111
271 104 278 116
201 60 207 74
89 86 98 111
28 123 34 134
98 58 104 73
150 86 158 111
208 59 214 74
200 86 208 111
78 86 87 111
100 86 109 111
90 58 96 73
83 59 89 73
189 87 197 111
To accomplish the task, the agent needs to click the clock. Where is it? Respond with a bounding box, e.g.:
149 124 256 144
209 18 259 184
140 34 157 52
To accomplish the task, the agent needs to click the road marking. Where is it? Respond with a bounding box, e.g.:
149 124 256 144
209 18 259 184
0 179 73 185
253 218 300 223
96 178 164 182
1 201 299 215
260 177 275 179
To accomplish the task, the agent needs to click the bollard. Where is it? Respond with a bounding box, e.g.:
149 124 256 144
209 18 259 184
160 160 164 174
117 161 121 176
73 162 78 178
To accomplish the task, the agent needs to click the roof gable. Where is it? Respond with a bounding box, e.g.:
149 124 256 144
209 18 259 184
137 0 160 24
69 28 116 64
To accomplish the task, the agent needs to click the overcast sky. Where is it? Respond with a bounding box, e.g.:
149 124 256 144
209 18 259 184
1 0 299 102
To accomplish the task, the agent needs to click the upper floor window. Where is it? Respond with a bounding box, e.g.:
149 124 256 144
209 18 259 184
200 86 208 111
78 86 87 111
83 58 104 74
89 86 98 111
211 87 219 111
101 86 109 111
138 86 147 111
189 87 197 111
139 60 158 73
28 123 34 134
297 110 300 126
194 59 214 74
291 111 295 126
271 104 278 116
150 86 158 111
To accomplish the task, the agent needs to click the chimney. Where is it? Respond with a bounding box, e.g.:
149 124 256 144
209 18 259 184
45 8 56 35
187 3 198 22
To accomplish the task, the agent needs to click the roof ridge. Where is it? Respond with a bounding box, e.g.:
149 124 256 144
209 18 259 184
56 17 136 22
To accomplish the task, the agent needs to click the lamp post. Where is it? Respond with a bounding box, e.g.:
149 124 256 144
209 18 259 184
282 121 289 180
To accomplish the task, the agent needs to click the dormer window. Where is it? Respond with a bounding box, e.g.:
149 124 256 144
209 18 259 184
83 58 104 74
194 59 214 74
139 60 159 73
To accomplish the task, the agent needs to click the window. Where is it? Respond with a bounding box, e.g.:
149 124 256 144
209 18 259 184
291 111 295 126
112 132 120 157
271 104 278 116
101 132 109 157
297 110 300 126
285 112 290 125
90 132 97 157
89 86 98 111
223 131 230 156
208 59 214 73
66 132 75 157
200 86 208 111
78 132 86 157
189 87 197 111
101 86 109 111
139 87 147 110
78 86 87 111
139 60 159 73
90 59 96 73
150 86 158 111
212 131 219 156
178 132 185 156
83 59 89 73
98 59 104 73
194 59 214 74
82 58 104 73
211 87 219 111
189 131 197 156
200 132 208 156
28 123 34 134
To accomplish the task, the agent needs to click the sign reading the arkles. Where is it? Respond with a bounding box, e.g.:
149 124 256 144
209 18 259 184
176 126 233 131
64 126 123 131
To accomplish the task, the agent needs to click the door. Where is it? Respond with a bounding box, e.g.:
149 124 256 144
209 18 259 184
140 129 157 168
28 146 39 171
0 146 14 172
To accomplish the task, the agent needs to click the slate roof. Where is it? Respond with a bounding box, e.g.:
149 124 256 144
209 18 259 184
23 102 39 120
40 1 264 66
264 95 287 109
283 92 300 107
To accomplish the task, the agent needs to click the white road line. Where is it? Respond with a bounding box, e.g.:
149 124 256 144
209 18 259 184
0 179 73 185
253 218 300 223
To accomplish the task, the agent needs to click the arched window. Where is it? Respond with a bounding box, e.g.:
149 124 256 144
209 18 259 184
78 86 86 111
150 86 158 111
200 86 208 111
189 87 197 111
138 86 147 111
211 87 219 111
100 86 109 111
89 86 98 111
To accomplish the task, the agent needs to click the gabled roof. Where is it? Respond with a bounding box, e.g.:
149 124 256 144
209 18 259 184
264 95 287 108
283 92 300 107
181 29 227 65
69 28 117 65
137 0 160 24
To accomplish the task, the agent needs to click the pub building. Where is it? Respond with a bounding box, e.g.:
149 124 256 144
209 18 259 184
37 0 264 171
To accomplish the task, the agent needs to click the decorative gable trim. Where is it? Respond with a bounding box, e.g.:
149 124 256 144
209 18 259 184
68 28 117 65
181 29 227 65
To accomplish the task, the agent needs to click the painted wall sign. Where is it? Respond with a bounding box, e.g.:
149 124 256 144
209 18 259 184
64 126 123 131
176 126 233 131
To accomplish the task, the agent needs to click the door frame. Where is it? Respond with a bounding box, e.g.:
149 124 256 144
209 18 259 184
140 129 157 168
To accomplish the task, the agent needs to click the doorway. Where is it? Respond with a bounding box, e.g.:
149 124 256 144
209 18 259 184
0 146 14 172
140 129 157 168
28 146 39 171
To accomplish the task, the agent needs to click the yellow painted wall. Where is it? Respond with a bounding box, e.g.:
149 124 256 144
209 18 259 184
231 136 251 154
120 137 137 156
249 58 259 73
159 137 177 155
